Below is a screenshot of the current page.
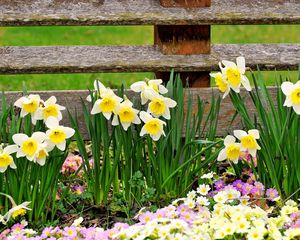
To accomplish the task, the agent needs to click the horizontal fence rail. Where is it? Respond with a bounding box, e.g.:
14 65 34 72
0 44 299 74
0 0 299 26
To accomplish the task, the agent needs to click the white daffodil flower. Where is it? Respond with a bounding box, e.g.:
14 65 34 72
139 111 166 141
14 94 41 124
219 56 251 93
45 117 75 151
13 132 47 161
0 145 18 172
112 99 141 130
91 89 123 120
35 96 65 122
210 72 230 99
86 80 107 102
130 79 168 105
217 135 242 164
147 93 177 120
233 129 261 157
281 81 300 114
34 143 52 166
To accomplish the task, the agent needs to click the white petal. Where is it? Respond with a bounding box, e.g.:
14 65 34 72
16 149 26 158
217 149 227 161
130 81 146 92
236 56 246 74
241 75 251 91
222 60 237 69
284 97 293 107
57 141 66 151
224 135 236 146
37 157 46 166
248 148 257 157
222 89 230 99
233 130 247 140
32 132 47 143
159 85 168 94
139 111 152 123
13 134 28 145
102 112 112 120
58 105 66 111
133 115 141 124
91 100 101 114
4 145 18 155
0 166 7 173
45 140 55 151
20 109 28 118
293 104 300 115
232 157 239 164
165 98 177 108
151 133 161 141
34 108 43 120
44 96 56 106
10 161 17 169
149 79 163 85
141 95 148 105
64 127 75 138
281 82 295 96
46 116 59 129
93 80 105 91
140 126 147 136
143 88 157 100
112 115 119 126
86 95 92 102
14 97 26 108
121 122 131 131
163 108 171 120
248 129 260 139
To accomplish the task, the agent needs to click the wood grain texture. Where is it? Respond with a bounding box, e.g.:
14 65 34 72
160 0 211 8
0 44 298 74
0 88 278 139
0 0 299 26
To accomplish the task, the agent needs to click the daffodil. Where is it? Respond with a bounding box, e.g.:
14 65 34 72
139 111 166 141
130 79 168 105
91 89 122 120
86 80 107 102
35 96 65 122
210 72 230 99
219 56 251 93
281 81 300 114
0 145 18 172
14 94 41 124
46 117 75 151
112 99 141 130
13 132 47 161
218 135 242 164
34 144 51 166
147 94 177 120
234 129 260 157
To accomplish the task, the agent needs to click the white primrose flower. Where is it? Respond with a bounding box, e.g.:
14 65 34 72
46 117 75 151
0 145 18 172
147 93 177 120
234 129 261 157
139 111 166 141
130 78 168 105
72 216 84 227
112 98 141 130
217 135 242 164
86 80 107 102
219 56 251 93
13 132 47 162
210 72 230 99
91 88 123 120
197 184 211 196
14 94 41 124
35 96 65 122
281 80 300 114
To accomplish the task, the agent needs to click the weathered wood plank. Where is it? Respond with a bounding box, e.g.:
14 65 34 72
0 0 299 26
0 44 299 74
1 88 278 138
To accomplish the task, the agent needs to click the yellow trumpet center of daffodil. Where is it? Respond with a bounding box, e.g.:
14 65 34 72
226 68 241 87
215 74 228 93
0 153 12 168
37 149 47 159
49 129 66 144
226 144 241 160
43 104 59 119
144 119 162 135
23 100 38 113
21 139 38 156
291 88 300 104
12 208 27 219
100 97 117 113
149 98 166 115
240 135 257 149
119 107 135 123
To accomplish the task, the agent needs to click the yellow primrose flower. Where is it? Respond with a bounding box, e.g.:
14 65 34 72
147 93 177 120
46 117 75 151
14 94 41 124
86 80 107 102
139 111 166 141
233 129 261 157
130 79 168 105
210 72 230 99
0 145 18 172
281 80 300 114
219 56 251 93
91 89 122 120
112 99 141 130
13 132 47 161
217 135 242 164
35 96 65 122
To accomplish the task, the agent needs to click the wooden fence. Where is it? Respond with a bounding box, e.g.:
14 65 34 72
0 0 299 137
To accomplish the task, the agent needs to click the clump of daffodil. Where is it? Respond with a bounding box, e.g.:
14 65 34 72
210 72 230 99
35 96 65 122
0 145 18 172
233 129 260 157
112 97 141 130
86 80 107 102
130 78 168 105
46 117 75 151
218 135 242 164
14 94 42 124
91 88 123 120
147 93 177 120
139 111 166 141
281 80 300 114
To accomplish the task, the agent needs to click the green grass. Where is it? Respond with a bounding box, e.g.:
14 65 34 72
0 25 299 91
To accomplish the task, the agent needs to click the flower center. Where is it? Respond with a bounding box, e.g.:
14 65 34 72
291 88 300 104
37 149 47 159
144 119 162 135
226 144 241 160
23 100 38 113
12 208 27 219
149 98 166 115
119 107 135 123
226 68 241 87
0 154 12 168
21 139 38 156
43 104 59 119
100 97 117 112
215 74 228 92
49 129 66 144
240 135 257 149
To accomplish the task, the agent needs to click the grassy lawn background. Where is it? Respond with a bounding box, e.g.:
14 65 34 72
0 25 299 91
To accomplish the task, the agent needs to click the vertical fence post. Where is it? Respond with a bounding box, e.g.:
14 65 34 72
155 0 211 87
